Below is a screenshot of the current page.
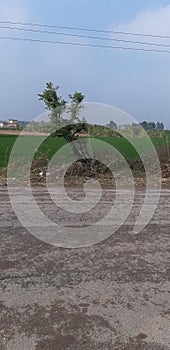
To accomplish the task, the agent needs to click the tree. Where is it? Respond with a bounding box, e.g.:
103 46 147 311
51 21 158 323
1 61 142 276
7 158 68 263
106 120 117 130
147 122 156 131
68 91 85 123
156 122 164 131
140 121 148 130
140 121 161 131
38 83 91 161
38 82 67 128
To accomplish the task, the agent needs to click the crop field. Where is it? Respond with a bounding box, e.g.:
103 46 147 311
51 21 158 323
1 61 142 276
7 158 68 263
0 133 169 170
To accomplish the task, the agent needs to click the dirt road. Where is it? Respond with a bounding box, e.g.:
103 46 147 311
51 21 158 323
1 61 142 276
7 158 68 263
0 187 170 349
0 131 49 136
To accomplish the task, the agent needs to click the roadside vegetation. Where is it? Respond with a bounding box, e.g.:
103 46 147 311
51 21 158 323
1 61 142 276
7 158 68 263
0 131 170 185
0 132 169 168
0 82 169 186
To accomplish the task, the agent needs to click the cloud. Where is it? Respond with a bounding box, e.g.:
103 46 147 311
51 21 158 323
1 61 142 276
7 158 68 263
107 5 170 128
112 5 170 45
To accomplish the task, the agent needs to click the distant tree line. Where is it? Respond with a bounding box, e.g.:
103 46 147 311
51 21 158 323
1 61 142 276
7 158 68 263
26 121 120 137
139 121 164 131
25 119 165 138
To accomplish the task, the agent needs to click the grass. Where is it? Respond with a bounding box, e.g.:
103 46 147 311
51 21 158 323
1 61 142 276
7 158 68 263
0 135 66 169
0 133 170 171
94 136 167 161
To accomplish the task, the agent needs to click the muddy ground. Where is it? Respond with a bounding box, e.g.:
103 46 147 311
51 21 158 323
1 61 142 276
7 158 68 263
0 187 170 349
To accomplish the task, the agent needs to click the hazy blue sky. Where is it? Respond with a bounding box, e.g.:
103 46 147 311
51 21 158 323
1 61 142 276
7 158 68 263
0 0 170 127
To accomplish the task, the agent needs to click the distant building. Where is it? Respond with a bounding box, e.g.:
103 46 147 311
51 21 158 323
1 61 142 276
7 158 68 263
0 121 4 128
118 124 132 130
7 119 18 129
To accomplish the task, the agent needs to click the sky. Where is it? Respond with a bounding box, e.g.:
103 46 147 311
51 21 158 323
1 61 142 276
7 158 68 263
0 0 170 127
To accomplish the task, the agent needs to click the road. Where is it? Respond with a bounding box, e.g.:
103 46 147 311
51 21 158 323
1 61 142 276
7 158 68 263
0 186 170 349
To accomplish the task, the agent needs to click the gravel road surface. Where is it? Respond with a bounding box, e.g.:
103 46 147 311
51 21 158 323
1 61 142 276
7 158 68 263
0 187 170 349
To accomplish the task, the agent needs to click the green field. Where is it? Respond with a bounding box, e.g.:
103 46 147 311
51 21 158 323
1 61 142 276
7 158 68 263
0 133 169 170
0 135 66 169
